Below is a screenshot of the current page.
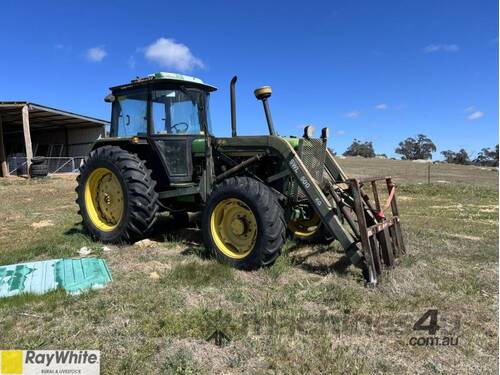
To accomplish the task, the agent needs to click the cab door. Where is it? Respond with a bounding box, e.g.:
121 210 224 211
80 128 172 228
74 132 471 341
149 89 204 183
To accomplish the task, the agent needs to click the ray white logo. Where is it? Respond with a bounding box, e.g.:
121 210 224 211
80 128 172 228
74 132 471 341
26 350 98 367
0 350 100 374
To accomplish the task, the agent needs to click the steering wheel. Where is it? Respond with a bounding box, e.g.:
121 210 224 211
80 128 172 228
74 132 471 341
171 122 189 133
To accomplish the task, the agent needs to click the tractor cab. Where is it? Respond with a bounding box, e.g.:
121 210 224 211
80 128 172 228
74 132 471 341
106 72 216 182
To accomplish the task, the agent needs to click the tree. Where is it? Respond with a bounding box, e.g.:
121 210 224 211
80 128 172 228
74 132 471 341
343 139 375 158
441 150 455 163
395 134 436 160
473 144 499 166
441 149 470 165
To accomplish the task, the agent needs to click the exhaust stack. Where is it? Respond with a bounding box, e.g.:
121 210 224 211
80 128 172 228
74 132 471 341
230 76 237 137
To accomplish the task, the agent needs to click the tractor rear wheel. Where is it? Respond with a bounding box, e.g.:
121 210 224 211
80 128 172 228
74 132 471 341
76 145 159 243
202 177 286 269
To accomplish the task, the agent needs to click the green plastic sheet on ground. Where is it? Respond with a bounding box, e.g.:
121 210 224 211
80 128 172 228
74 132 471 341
0 258 112 298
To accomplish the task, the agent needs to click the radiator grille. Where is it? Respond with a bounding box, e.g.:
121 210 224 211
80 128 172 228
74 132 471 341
301 138 327 183
289 138 327 200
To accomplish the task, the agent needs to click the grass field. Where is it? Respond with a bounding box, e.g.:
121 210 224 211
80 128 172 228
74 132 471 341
0 157 498 374
337 156 499 187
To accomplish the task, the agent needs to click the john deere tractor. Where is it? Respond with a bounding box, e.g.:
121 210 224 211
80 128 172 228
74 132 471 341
76 72 406 284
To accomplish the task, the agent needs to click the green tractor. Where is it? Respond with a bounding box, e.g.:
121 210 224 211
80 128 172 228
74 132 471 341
76 72 405 284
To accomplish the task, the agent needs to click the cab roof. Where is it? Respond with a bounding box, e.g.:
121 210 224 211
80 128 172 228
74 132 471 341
110 72 217 92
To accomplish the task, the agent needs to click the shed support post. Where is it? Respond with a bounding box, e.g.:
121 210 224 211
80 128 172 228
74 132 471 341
22 105 33 177
64 126 69 157
0 115 9 177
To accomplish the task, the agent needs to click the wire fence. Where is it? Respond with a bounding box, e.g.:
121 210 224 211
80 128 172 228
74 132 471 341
337 157 499 188
7 157 85 176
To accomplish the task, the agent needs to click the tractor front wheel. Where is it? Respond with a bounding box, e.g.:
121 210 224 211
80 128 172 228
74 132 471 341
202 177 286 269
76 145 159 243
288 212 333 244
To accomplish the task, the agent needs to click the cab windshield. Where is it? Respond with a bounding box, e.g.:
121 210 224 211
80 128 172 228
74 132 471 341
111 88 210 137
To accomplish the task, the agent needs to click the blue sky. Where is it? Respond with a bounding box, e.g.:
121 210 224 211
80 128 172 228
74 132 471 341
0 1 498 158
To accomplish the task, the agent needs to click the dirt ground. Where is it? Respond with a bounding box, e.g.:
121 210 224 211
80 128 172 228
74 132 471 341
0 158 498 374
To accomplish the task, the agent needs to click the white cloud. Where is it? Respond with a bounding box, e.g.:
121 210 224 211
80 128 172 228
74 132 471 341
374 103 388 110
144 38 204 71
465 106 484 120
127 56 136 69
424 44 459 53
335 130 346 136
344 111 360 118
467 111 484 120
54 43 64 50
86 47 107 62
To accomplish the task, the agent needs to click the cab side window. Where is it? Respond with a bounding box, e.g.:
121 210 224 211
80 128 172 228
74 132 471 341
113 92 148 137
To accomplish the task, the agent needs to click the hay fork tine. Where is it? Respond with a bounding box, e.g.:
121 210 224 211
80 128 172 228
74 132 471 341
386 178 406 254
369 235 382 275
350 179 378 285
370 178 395 267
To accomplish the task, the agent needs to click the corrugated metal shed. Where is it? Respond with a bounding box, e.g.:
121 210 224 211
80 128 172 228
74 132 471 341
0 102 108 130
0 102 109 177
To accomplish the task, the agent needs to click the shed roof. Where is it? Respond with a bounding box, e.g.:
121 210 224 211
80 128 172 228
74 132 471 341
0 102 109 130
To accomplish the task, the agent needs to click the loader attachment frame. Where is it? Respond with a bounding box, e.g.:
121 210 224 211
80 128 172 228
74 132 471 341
348 176 406 284
265 135 405 285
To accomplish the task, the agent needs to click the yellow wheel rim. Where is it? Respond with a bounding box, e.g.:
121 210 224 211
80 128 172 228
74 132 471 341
84 167 124 232
210 198 257 259
288 212 321 238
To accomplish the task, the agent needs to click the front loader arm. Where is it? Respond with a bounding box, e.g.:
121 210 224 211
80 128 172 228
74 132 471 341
269 136 405 285
266 136 365 269
325 148 349 183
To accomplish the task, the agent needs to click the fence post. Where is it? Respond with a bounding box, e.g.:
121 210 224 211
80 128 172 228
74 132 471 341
427 162 431 185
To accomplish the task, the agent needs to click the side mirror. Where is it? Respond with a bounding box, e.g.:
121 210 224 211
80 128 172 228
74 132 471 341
104 94 115 103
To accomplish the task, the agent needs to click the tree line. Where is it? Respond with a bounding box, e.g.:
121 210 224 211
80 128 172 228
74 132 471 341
341 134 499 166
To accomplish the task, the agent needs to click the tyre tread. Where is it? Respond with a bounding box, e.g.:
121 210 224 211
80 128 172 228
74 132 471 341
202 176 286 269
76 145 159 243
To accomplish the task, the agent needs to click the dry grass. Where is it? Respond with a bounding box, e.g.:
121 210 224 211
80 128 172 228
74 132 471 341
338 156 499 187
0 160 498 374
